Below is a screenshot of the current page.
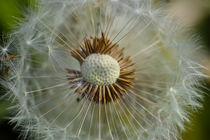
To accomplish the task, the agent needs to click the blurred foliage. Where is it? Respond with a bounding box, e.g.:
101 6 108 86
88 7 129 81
0 0 19 32
0 0 210 140
182 82 210 140
196 15 210 53
0 100 10 123
0 0 33 32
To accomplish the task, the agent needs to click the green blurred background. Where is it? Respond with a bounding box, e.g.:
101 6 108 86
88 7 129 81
0 0 210 139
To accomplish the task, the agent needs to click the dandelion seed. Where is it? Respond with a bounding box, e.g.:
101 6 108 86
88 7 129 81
2 0 205 140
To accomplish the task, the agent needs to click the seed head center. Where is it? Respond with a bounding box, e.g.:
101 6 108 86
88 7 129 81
81 54 120 85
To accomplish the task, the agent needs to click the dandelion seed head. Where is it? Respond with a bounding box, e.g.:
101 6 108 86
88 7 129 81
2 0 205 140
81 54 120 85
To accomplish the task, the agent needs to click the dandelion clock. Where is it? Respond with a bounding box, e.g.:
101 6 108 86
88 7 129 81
1 0 205 140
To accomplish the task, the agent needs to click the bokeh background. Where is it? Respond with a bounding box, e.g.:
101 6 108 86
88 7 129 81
0 0 210 139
